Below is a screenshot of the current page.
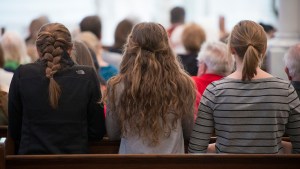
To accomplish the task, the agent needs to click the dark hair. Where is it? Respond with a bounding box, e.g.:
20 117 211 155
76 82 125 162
170 7 185 24
79 15 102 40
26 16 50 43
259 22 276 33
36 23 73 108
113 19 134 50
0 44 4 68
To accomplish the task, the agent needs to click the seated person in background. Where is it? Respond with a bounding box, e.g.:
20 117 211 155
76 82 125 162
167 6 185 37
71 40 107 103
0 43 13 92
25 16 50 62
259 22 277 72
79 15 121 73
259 22 277 39
102 19 134 69
1 31 31 73
104 22 196 154
284 43 300 96
177 23 206 76
189 20 300 154
71 40 96 69
192 41 234 119
75 32 118 81
8 23 106 154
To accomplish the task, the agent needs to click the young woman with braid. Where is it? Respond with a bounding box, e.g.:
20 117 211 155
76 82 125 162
104 22 196 154
189 20 300 154
8 23 106 154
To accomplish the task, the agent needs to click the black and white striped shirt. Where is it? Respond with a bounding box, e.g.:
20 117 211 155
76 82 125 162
188 77 300 154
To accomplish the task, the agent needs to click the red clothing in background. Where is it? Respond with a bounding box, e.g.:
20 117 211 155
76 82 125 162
192 74 223 120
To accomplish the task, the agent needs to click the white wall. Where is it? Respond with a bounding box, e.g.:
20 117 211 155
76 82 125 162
0 0 277 45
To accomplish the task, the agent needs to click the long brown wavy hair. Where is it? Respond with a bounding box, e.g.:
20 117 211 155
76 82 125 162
36 23 73 109
104 22 196 146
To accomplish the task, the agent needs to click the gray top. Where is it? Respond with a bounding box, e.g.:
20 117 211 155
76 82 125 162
106 83 194 154
102 50 122 70
189 77 300 154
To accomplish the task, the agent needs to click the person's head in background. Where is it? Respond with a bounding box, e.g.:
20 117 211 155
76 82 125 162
71 40 94 67
36 23 73 108
80 15 102 40
106 22 195 146
71 40 106 87
283 44 300 81
168 6 185 37
75 32 101 56
229 20 267 81
197 41 234 77
26 15 50 62
182 23 206 55
1 31 31 72
112 19 134 53
26 16 50 43
170 6 185 25
259 22 277 39
75 31 115 82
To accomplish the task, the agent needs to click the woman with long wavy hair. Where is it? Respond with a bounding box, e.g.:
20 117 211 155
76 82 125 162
104 22 196 154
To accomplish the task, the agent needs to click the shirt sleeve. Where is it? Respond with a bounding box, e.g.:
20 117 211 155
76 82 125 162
286 83 300 153
8 66 23 150
188 83 215 153
105 83 122 141
87 69 106 141
181 106 194 140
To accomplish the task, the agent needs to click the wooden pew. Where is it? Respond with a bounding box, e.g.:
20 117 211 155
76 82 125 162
1 138 299 169
0 126 7 138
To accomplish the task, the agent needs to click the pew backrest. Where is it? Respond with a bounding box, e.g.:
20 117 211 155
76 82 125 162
1 137 299 169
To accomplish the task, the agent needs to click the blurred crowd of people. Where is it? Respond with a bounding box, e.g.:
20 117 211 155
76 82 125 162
1 6 300 155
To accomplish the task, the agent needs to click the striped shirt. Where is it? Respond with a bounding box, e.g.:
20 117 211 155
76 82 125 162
188 77 300 154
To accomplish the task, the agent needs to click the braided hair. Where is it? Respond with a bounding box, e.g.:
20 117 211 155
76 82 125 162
36 23 73 108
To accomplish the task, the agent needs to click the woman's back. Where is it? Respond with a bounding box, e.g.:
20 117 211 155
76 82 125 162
8 23 106 155
190 77 300 154
189 20 300 154
9 61 105 154
106 83 193 154
105 22 195 154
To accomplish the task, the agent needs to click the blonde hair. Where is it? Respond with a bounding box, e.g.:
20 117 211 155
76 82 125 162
71 40 94 67
75 31 99 55
229 20 267 81
36 23 73 109
104 22 196 146
1 31 29 64
182 23 206 53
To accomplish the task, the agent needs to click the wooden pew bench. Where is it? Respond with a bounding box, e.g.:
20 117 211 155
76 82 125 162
1 138 300 169
0 126 7 138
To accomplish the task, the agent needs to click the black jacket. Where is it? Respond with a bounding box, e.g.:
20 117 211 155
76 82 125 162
8 60 106 154
178 53 198 76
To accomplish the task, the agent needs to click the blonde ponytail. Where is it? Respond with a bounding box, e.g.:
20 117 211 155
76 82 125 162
242 45 260 81
229 20 267 81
